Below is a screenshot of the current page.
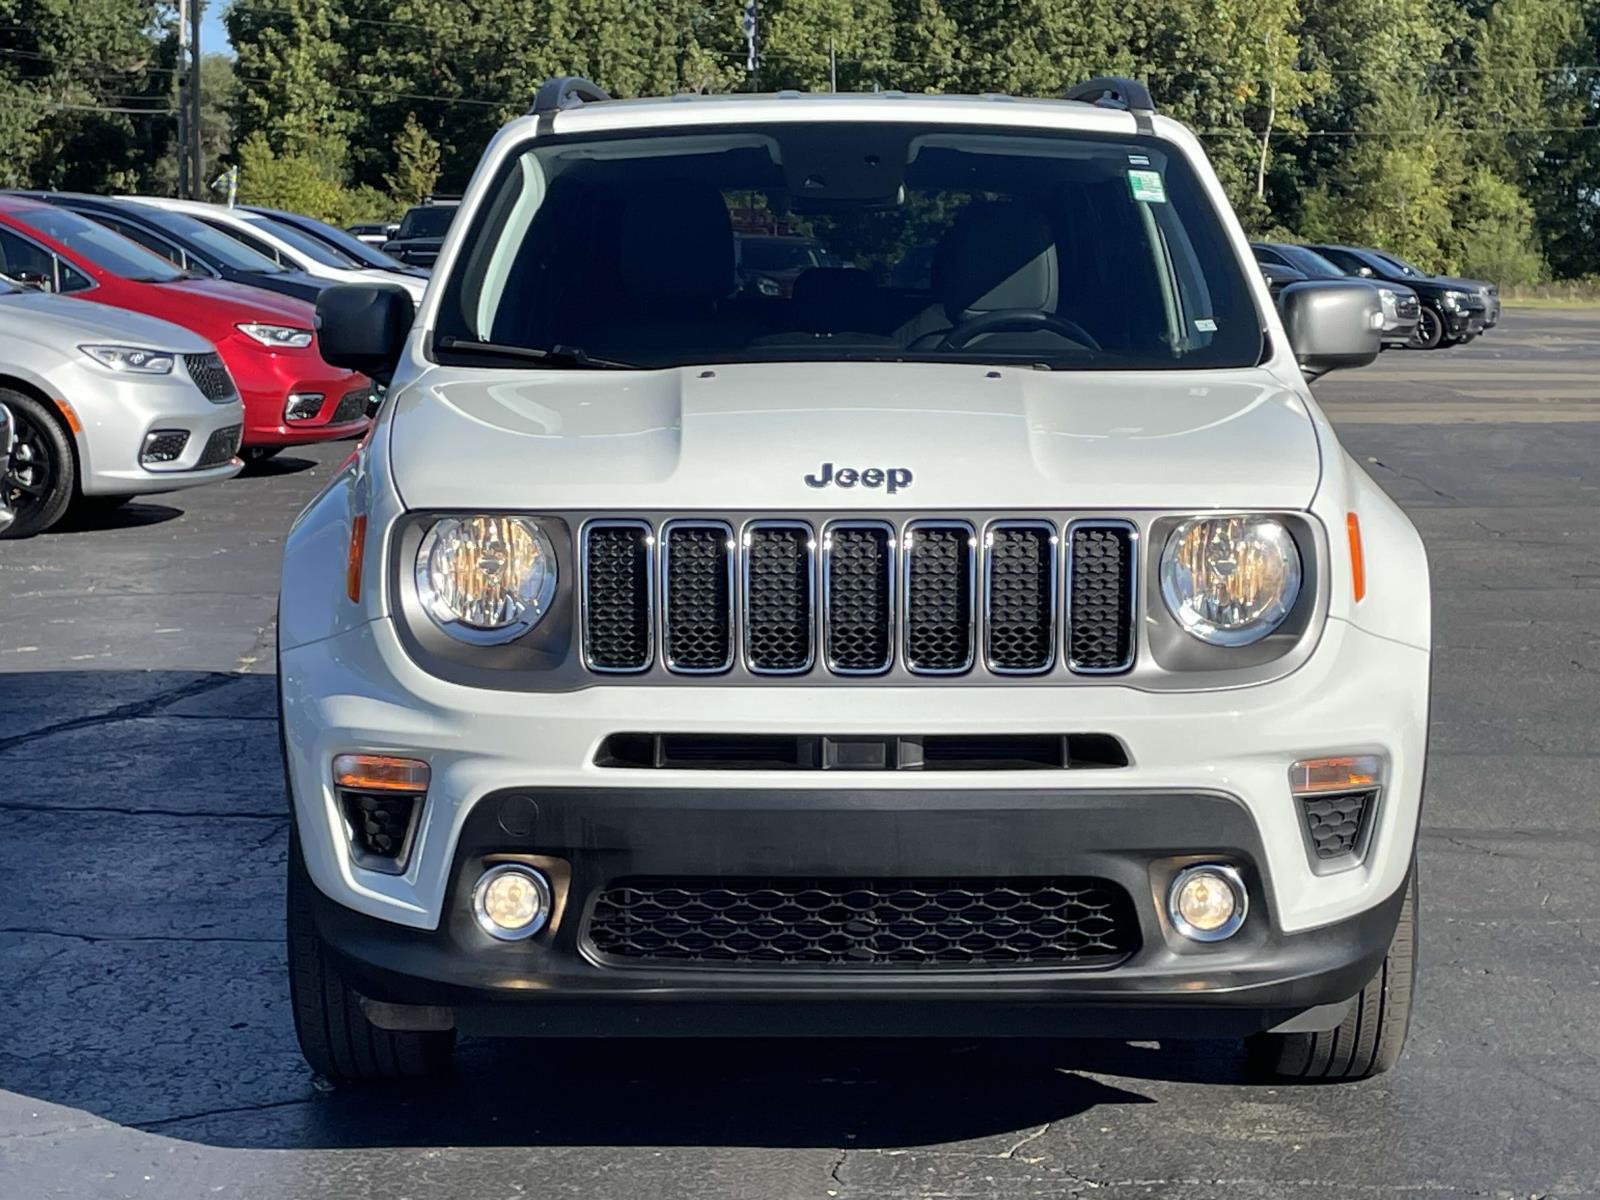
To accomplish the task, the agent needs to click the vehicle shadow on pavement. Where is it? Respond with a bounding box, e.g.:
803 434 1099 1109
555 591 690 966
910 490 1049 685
49 500 184 534
0 669 1246 1153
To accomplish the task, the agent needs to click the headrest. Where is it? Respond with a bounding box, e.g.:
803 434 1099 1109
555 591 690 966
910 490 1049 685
791 267 878 332
934 201 1059 321
619 184 733 307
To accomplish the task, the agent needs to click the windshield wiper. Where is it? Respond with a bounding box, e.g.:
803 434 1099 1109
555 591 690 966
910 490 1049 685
435 337 637 369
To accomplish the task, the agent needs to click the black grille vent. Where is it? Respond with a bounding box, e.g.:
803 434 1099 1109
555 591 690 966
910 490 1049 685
1302 789 1376 860
903 522 975 673
140 430 189 465
583 522 652 672
824 523 893 673
985 523 1055 673
330 387 370 424
744 523 814 673
1068 523 1135 673
196 425 242 468
662 522 734 673
587 876 1139 968
182 353 236 403
340 790 420 871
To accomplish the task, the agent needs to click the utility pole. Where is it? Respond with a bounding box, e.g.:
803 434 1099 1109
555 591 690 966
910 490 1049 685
176 0 189 196
828 36 837 92
189 0 203 199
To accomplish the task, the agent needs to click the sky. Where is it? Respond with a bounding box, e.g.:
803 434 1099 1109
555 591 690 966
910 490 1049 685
200 4 232 57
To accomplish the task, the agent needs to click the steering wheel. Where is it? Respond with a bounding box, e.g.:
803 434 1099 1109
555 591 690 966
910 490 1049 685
935 309 1101 351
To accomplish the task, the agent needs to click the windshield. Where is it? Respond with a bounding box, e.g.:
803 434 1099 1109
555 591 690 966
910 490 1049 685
22 206 185 282
398 205 455 238
240 214 360 268
145 209 284 274
437 124 1262 371
1276 245 1344 278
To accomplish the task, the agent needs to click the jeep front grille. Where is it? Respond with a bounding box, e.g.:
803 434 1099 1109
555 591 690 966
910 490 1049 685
578 517 1136 679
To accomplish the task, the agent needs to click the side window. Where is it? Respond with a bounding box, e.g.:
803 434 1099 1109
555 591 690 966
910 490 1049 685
1254 247 1288 267
203 219 282 265
0 228 62 291
59 262 93 293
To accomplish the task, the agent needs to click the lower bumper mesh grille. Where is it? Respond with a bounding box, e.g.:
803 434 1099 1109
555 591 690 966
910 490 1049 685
586 876 1139 968
196 424 242 468
330 387 370 424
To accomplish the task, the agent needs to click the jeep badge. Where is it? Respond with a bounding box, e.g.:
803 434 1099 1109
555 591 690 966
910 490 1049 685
804 462 914 494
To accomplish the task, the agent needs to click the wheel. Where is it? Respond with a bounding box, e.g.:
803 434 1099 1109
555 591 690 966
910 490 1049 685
287 826 456 1081
0 389 75 539
1409 308 1444 350
1246 866 1417 1082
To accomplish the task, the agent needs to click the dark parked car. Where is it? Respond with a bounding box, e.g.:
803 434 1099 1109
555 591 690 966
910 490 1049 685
12 192 331 305
1253 242 1420 347
347 221 398 247
1361 247 1499 331
1309 244 1486 350
245 207 426 279
733 233 842 298
381 202 458 268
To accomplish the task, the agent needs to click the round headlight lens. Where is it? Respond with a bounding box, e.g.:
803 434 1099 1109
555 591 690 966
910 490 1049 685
416 515 557 643
1159 516 1301 646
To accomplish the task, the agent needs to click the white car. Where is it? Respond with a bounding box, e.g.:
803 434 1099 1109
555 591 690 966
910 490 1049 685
279 78 1429 1084
119 196 427 305
0 277 243 537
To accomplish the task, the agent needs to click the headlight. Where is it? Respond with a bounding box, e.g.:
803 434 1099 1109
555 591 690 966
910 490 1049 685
79 344 174 374
236 323 314 348
1376 287 1397 314
1441 290 1467 311
1159 516 1302 646
415 515 558 644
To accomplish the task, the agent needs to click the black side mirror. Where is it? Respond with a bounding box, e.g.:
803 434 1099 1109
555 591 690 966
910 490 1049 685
314 283 414 387
1279 280 1382 379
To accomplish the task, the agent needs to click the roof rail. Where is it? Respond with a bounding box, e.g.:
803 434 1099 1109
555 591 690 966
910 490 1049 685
1062 76 1156 116
529 76 612 116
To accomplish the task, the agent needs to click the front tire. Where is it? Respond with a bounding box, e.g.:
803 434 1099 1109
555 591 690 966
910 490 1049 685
1409 308 1444 350
1246 866 1417 1082
287 827 456 1081
0 389 75 539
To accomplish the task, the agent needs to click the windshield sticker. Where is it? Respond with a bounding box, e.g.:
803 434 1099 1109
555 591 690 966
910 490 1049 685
1194 318 1218 332
1127 169 1168 204
1127 154 1151 166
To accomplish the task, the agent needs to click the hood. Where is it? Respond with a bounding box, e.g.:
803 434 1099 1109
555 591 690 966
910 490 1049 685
163 277 317 325
0 289 212 352
388 362 1323 512
357 269 426 301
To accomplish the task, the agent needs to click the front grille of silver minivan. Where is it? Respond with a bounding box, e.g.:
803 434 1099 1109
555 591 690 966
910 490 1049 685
579 517 1136 679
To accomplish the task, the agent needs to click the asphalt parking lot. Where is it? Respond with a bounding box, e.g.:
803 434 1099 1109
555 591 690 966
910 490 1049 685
2 306 1598 1199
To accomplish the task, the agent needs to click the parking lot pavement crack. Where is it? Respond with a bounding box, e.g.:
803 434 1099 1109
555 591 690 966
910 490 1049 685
1364 457 1463 504
997 1122 1053 1161
0 673 240 754
828 1148 849 1191
129 1095 314 1133
0 927 279 945
0 800 282 820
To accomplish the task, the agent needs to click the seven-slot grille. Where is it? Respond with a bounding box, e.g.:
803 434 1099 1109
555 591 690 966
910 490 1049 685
181 353 237 403
579 518 1136 679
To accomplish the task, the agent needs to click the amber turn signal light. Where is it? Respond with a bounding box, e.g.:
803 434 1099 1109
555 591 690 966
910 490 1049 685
333 753 430 793
346 513 368 604
1290 754 1381 795
1346 512 1365 603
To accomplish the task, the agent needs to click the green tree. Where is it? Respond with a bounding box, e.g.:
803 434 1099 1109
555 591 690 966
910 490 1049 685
385 112 440 205
226 0 351 158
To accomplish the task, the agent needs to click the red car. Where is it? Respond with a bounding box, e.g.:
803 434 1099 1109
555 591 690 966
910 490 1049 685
0 196 371 459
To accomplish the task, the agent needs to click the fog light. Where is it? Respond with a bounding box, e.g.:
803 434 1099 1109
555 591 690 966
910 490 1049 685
141 429 189 464
1168 864 1247 942
473 864 552 941
284 392 325 422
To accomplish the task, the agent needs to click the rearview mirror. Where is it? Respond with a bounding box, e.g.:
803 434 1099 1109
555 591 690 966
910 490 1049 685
314 283 414 386
1279 281 1382 378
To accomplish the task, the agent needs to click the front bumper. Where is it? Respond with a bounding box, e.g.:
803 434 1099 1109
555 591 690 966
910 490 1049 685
220 335 372 448
283 607 1427 942
305 787 1410 1038
52 362 245 496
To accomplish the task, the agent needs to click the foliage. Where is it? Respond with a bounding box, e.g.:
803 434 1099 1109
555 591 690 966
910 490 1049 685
0 0 1595 278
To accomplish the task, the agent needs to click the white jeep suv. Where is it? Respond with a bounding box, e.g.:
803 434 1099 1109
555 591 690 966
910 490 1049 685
279 77 1429 1083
